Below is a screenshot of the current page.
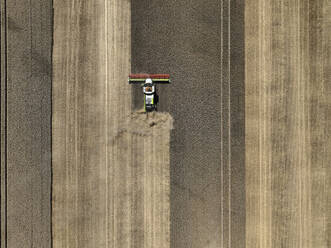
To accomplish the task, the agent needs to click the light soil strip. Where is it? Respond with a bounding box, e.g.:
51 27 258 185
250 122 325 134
246 0 331 247
113 112 172 248
53 1 112 246
53 1 172 247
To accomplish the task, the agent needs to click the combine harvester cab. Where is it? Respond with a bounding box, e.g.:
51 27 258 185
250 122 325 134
128 74 171 112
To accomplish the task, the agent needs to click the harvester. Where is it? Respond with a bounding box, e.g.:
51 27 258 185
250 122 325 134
128 74 171 112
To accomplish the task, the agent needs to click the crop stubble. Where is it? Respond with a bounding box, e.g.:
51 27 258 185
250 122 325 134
52 1 172 247
246 0 331 247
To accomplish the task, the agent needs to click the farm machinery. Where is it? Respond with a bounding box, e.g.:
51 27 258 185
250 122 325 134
128 74 171 112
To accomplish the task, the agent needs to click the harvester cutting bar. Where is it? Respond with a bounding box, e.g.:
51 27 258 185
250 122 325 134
128 74 171 84
129 74 170 79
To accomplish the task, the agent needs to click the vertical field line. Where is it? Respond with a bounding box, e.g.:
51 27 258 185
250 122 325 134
228 0 232 247
220 0 224 246
104 0 109 247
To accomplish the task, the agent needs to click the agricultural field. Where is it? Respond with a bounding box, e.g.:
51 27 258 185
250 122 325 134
0 0 330 247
